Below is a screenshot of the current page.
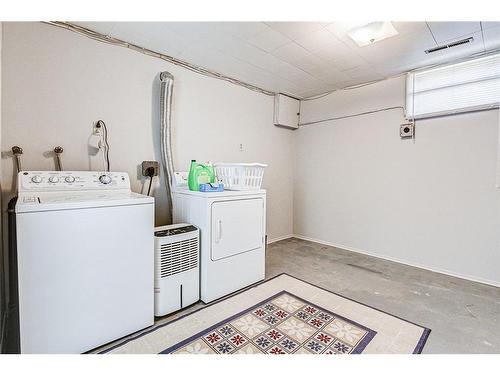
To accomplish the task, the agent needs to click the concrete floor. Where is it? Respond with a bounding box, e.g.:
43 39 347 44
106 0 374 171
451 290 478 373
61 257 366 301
267 238 500 354
96 237 500 354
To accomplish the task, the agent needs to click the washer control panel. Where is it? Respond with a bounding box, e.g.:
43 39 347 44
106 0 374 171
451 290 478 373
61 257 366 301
19 171 131 192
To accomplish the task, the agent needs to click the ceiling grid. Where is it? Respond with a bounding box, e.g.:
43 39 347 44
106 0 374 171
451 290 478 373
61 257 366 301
68 21 500 98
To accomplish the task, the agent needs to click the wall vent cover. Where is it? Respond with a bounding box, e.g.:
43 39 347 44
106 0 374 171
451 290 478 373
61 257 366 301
425 37 474 54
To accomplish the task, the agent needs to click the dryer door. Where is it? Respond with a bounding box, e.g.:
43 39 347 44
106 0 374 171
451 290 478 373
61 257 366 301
211 198 264 261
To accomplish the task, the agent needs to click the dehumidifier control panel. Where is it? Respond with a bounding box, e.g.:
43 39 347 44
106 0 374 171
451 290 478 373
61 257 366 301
155 225 198 237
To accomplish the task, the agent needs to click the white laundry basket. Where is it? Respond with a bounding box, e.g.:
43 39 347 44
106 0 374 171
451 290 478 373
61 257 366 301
214 163 267 190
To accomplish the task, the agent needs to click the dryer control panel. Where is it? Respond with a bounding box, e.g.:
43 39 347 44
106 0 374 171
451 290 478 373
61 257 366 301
18 171 131 192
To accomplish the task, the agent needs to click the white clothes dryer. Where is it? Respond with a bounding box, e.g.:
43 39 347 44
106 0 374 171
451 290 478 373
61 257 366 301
172 187 266 303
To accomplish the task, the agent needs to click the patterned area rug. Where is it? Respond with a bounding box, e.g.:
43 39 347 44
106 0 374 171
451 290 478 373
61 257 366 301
101 274 430 354
162 291 376 354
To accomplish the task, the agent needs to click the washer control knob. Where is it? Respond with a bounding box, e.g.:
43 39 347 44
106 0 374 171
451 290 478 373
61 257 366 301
31 175 42 183
65 176 75 183
48 176 59 183
99 174 112 184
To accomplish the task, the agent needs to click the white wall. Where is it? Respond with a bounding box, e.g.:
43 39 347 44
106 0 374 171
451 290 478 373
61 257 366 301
0 21 5 346
0 22 294 241
296 76 500 286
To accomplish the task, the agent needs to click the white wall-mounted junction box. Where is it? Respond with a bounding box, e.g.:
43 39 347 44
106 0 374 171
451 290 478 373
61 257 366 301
274 93 300 129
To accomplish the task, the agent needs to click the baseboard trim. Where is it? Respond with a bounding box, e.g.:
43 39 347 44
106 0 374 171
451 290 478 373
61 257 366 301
293 234 500 288
267 234 294 245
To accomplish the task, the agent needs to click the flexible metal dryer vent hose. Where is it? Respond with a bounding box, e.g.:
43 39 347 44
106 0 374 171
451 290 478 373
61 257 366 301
159 71 175 223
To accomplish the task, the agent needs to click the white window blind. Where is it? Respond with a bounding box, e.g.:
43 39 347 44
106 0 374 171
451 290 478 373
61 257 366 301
406 53 500 119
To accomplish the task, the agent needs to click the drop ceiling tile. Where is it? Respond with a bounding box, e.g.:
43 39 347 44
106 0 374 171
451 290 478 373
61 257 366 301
201 32 245 54
343 65 376 78
265 22 328 40
213 22 267 40
218 40 269 64
322 70 349 85
330 54 369 72
211 60 283 93
483 26 500 50
260 58 309 80
482 22 500 30
427 22 481 43
343 68 384 85
371 55 421 75
219 43 312 84
278 66 317 82
289 53 324 71
218 41 291 74
291 76 327 90
294 28 341 52
271 42 314 63
163 22 217 41
312 42 358 62
291 55 342 78
355 29 437 65
391 22 428 35
179 46 246 77
247 25 292 52
267 60 310 80
325 21 369 39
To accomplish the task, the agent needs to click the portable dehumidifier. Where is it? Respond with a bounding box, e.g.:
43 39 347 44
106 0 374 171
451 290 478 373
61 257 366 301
154 223 200 316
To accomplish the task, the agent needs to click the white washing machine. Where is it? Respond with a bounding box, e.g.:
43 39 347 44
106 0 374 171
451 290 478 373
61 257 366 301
15 171 154 353
172 186 266 303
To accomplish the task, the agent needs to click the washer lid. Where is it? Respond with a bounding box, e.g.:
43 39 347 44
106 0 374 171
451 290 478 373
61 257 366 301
16 191 153 213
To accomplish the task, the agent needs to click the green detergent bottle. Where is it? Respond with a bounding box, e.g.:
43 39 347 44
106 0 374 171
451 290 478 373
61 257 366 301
188 160 216 191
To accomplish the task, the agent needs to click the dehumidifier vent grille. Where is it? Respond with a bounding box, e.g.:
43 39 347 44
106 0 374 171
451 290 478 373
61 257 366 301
160 237 199 277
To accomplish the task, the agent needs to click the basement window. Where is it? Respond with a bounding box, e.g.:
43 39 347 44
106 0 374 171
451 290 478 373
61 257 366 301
406 52 500 119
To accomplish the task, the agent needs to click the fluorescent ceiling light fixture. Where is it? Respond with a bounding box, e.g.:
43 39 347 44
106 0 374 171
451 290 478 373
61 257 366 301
347 22 399 47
